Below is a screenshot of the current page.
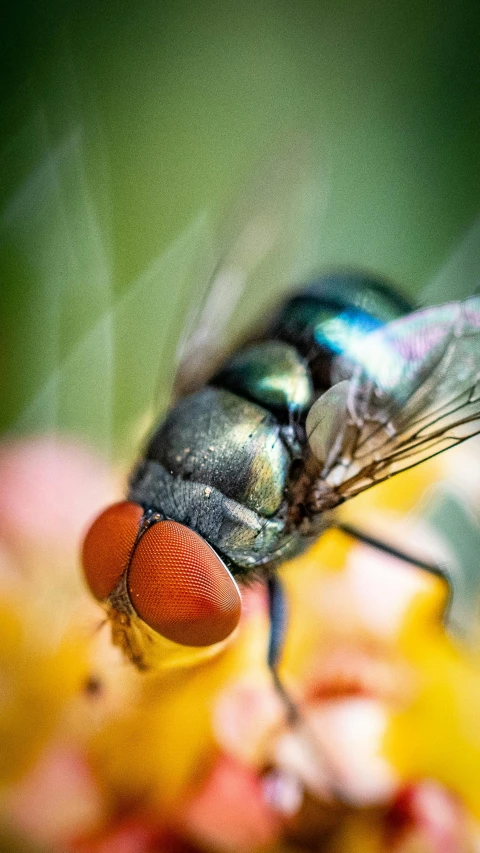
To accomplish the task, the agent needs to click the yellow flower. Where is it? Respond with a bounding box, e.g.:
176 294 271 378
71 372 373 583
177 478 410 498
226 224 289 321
2 437 480 852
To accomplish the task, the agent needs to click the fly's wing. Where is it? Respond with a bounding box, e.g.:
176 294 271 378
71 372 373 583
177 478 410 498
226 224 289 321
3 37 327 466
121 141 328 459
171 142 328 399
306 297 480 500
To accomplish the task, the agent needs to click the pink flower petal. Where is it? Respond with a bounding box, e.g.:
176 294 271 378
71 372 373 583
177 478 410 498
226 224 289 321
5 745 103 847
180 755 281 852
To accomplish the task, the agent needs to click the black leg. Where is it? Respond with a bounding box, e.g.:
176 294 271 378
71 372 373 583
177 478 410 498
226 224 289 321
266 574 346 802
266 574 287 670
266 574 300 724
336 522 453 620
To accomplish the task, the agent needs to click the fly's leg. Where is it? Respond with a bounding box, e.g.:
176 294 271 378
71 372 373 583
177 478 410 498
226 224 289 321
266 574 346 802
267 574 299 724
336 522 453 620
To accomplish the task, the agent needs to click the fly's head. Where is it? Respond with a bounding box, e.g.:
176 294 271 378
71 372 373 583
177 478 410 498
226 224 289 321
82 501 242 668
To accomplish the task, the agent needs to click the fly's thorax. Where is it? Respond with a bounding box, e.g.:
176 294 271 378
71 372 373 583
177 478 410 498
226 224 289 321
129 386 303 573
212 340 313 420
129 458 302 573
145 387 290 517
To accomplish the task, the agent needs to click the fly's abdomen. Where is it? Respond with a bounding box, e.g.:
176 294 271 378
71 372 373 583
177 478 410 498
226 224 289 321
270 272 414 392
212 273 414 420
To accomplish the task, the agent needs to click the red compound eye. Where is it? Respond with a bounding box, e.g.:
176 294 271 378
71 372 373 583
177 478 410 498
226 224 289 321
82 501 144 601
127 520 242 646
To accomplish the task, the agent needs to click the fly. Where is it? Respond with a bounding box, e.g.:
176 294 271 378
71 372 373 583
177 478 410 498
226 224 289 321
82 270 480 686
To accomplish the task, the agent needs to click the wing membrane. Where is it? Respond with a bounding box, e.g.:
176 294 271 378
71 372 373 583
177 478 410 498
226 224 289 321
307 297 480 500
172 144 325 398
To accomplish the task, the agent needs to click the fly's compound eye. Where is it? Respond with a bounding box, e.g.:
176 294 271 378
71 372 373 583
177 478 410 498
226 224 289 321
82 501 144 601
127 520 242 646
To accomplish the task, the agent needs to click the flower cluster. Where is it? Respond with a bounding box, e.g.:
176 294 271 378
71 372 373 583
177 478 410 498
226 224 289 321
1 436 480 853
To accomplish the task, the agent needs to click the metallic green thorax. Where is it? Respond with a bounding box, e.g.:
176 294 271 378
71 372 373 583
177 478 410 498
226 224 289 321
213 341 313 417
130 385 302 572
147 387 289 518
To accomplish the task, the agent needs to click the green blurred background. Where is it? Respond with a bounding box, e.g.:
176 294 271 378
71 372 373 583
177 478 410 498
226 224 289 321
1 0 479 459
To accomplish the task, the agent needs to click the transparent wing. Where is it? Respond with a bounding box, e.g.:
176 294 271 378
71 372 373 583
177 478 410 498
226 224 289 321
171 142 328 398
306 297 480 499
1 36 328 464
